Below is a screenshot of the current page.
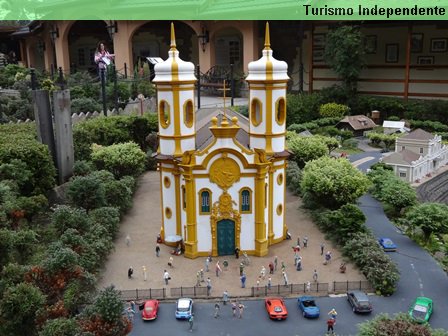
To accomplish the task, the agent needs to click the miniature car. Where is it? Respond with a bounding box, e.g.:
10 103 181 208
297 296 320 318
378 237 397 252
265 297 288 320
175 298 193 319
347 290 373 313
409 297 433 323
141 300 159 320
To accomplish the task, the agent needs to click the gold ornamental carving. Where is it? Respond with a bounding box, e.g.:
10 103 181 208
209 156 240 190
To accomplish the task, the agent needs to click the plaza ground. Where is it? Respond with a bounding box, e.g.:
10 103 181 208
98 171 366 298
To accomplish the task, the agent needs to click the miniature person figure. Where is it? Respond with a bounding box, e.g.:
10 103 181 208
238 303 245 319
200 269 205 282
256 277 260 291
231 301 237 317
94 42 115 79
282 271 288 286
313 269 318 282
297 236 300 246
239 262 245 276
274 256 278 271
206 277 212 296
205 256 210 272
157 233 163 243
267 277 272 290
325 251 332 265
168 256 173 268
188 314 194 332
296 256 302 271
125 234 131 246
320 242 325 255
215 261 222 277
155 243 161 257
281 261 286 273
303 236 308 248
214 301 220 318
268 262 274 274
142 266 147 281
240 273 246 288
234 247 240 259
306 281 311 292
163 270 170 285
328 308 338 320
196 271 201 287
327 317 335 334
223 290 229 305
260 266 266 280
128 266 133 279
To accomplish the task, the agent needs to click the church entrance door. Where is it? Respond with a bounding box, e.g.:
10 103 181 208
217 219 235 256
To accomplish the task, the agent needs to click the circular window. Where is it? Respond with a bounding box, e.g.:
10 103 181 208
277 173 283 185
159 100 170 129
276 204 283 216
184 100 194 128
275 97 286 125
250 98 262 126
165 207 172 219
163 176 171 188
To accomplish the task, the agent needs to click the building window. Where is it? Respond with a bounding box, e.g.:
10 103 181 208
399 172 406 178
250 98 262 126
420 148 424 154
276 204 283 216
277 173 283 185
240 188 252 213
89 48 96 66
163 176 171 188
199 189 212 214
159 100 170 129
184 100 194 128
182 186 186 210
165 207 172 219
275 97 286 125
265 183 268 208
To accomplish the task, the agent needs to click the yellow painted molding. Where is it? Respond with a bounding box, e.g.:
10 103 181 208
157 85 196 91
158 134 196 140
271 236 284 244
181 185 186 211
249 132 286 138
199 148 252 171
158 100 170 129
159 169 165 239
238 187 253 214
250 98 263 127
198 188 213 215
209 156 241 190
275 97 286 126
155 80 196 86
174 172 181 235
268 165 274 245
196 137 218 157
232 138 254 155
183 99 194 128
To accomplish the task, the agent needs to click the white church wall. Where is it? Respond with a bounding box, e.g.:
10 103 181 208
248 90 267 134
179 89 196 135
159 139 175 155
156 91 174 135
272 167 286 238
161 170 177 237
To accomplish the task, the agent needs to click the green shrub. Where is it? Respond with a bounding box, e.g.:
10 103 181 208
51 205 91 235
287 134 328 168
119 175 137 192
0 124 56 195
322 204 367 245
90 142 146 178
89 207 121 238
286 93 322 125
67 175 107 211
319 102 350 118
73 160 95 176
285 161 302 195
103 179 132 214
106 82 131 109
71 97 102 114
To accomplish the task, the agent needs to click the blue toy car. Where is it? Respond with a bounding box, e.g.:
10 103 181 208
298 296 320 318
175 298 193 319
378 238 397 252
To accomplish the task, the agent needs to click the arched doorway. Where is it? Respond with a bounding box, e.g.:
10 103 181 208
67 21 112 73
131 21 198 71
213 28 243 72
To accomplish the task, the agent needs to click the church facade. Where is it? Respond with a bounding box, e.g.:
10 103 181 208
154 23 289 259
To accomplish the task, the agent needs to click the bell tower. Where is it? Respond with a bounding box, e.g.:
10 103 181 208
246 22 289 155
153 23 197 157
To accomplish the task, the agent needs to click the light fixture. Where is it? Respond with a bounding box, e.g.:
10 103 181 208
50 26 59 42
198 26 209 52
106 20 118 38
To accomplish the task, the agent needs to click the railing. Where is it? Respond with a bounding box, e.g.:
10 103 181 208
117 280 372 302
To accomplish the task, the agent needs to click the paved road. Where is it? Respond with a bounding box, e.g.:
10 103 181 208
129 151 448 335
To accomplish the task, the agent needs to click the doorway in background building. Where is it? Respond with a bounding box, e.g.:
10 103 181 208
217 219 235 256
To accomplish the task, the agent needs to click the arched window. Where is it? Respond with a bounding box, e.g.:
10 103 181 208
250 98 262 126
184 100 194 128
239 188 252 213
159 100 170 128
199 189 212 214
182 186 186 210
275 97 286 125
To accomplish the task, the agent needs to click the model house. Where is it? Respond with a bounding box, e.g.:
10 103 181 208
336 115 377 137
382 128 448 182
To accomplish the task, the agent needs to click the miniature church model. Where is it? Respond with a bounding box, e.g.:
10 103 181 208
153 23 289 259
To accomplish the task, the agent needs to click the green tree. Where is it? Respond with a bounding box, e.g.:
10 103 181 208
301 157 370 209
358 313 448 336
0 229 14 269
103 179 132 214
0 282 46 336
324 26 366 95
325 204 367 244
405 203 448 242
51 205 91 235
379 178 417 215
316 135 340 154
79 286 131 336
39 317 81 336
287 134 328 168
90 142 146 178
67 175 106 211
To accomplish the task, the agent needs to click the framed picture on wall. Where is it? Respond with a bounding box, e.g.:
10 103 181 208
430 38 448 52
385 44 399 63
417 56 434 65
313 34 326 48
411 33 423 53
364 35 377 54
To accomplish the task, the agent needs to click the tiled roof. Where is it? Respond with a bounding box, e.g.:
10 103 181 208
383 149 421 165
400 128 434 141
337 115 376 130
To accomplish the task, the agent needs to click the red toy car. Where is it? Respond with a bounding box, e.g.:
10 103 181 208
141 300 159 321
265 297 288 320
